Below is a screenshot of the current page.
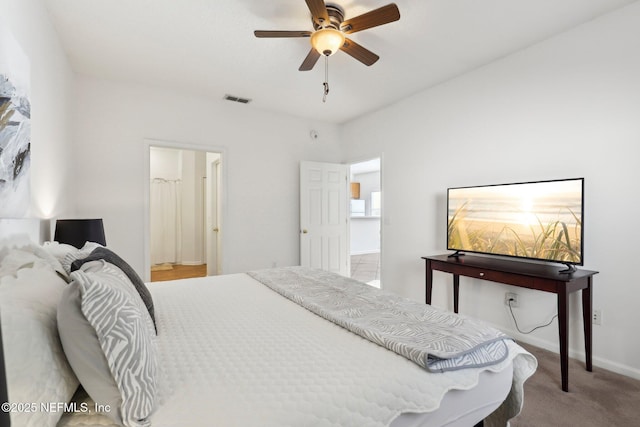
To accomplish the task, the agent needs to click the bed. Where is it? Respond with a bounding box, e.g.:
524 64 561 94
0 221 537 427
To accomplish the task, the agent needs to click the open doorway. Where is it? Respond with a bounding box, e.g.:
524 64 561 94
148 145 222 282
349 158 381 288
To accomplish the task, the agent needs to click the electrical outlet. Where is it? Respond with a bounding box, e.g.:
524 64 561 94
505 292 519 307
593 309 602 325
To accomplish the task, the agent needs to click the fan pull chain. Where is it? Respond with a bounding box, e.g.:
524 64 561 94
322 55 329 103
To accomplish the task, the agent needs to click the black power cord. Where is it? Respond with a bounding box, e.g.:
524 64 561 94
508 299 558 334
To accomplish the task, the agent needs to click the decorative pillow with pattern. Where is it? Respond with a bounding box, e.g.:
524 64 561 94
57 261 157 427
70 247 156 333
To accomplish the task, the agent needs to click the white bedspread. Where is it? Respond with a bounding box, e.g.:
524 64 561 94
59 273 536 427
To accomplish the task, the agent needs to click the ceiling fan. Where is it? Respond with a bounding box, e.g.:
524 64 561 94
254 0 400 71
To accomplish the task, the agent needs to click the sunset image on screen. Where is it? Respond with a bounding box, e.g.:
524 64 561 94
447 179 582 263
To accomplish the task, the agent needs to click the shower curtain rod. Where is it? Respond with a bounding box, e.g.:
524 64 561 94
151 177 182 183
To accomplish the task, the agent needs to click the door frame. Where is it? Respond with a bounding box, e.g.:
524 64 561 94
143 138 228 282
206 156 222 275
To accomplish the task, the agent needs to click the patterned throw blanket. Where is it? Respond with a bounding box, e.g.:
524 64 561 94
248 266 510 372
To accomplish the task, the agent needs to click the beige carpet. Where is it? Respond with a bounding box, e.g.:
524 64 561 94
511 342 640 426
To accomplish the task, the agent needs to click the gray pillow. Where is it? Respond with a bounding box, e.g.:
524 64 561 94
58 261 157 427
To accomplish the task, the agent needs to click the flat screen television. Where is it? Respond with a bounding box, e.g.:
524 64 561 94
447 178 584 272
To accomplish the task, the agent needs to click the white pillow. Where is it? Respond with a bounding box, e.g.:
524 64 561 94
42 241 79 262
0 247 66 279
0 240 66 278
0 264 79 427
0 233 32 252
58 261 157 427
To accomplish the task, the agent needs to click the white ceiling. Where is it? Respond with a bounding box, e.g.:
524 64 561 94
42 0 636 124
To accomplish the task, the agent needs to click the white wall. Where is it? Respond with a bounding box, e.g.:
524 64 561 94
150 146 182 181
341 3 640 379
72 75 342 278
1 0 75 220
350 218 380 255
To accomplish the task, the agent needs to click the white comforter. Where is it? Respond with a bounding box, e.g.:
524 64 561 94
59 273 536 427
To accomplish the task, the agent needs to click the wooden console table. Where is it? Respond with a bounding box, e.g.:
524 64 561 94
422 254 598 392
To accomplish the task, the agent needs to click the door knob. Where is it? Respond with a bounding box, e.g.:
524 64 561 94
302 229 308 234
213 227 219 232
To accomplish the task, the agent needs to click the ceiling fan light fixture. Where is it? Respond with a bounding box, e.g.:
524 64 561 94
310 28 345 56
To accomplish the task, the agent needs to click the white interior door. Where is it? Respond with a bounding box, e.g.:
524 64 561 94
300 161 349 276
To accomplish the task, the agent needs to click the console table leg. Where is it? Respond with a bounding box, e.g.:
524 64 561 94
558 288 569 392
453 275 460 314
425 259 433 305
582 278 593 372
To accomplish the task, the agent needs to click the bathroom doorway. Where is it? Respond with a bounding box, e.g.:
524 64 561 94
147 145 222 282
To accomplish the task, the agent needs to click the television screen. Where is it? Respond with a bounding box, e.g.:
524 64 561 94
447 178 584 266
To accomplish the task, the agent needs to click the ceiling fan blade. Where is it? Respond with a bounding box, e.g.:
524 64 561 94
305 0 329 26
299 48 321 71
254 30 312 38
340 38 379 66
341 3 400 34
